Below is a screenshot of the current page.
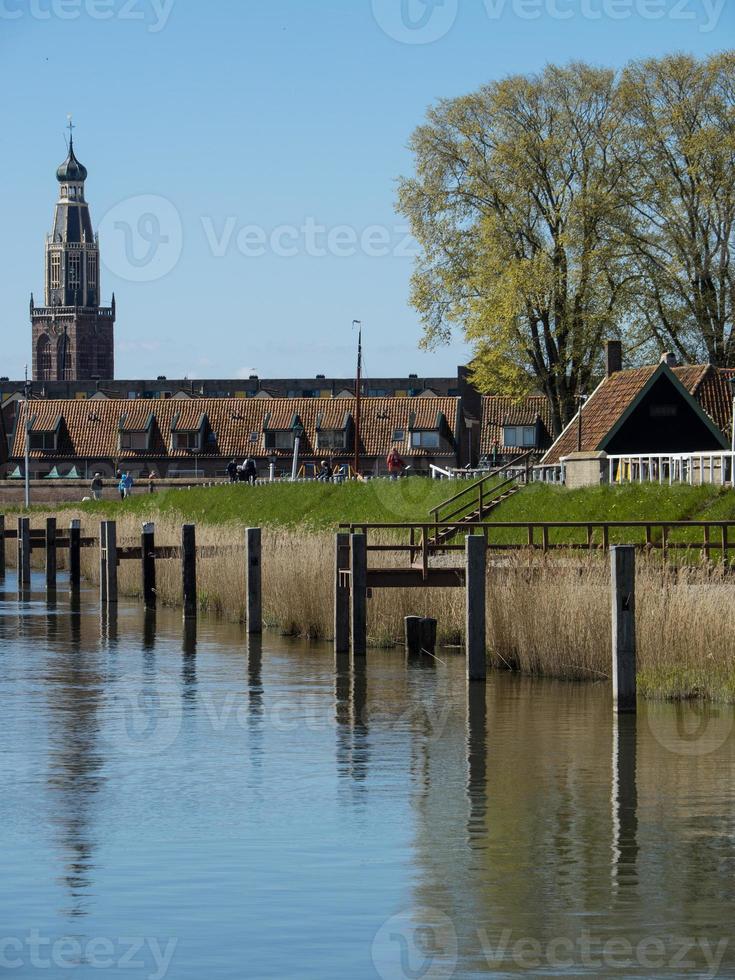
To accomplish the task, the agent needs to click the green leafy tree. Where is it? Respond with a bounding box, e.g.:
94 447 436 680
398 63 631 435
618 53 735 366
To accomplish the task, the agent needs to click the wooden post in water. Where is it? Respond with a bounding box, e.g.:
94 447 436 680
350 532 367 658
45 517 57 593
69 520 81 595
405 616 437 660
334 532 350 655
465 534 487 682
0 515 5 578
142 522 156 610
245 527 262 635
182 524 197 620
100 521 118 605
18 517 31 591
611 545 636 714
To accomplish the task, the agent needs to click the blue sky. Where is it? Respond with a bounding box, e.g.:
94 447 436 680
1 0 732 380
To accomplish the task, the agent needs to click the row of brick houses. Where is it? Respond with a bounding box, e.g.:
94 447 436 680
1 395 469 479
3 352 733 482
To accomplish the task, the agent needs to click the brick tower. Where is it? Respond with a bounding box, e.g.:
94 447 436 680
31 124 115 381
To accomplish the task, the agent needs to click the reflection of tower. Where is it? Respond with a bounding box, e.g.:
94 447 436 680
45 611 106 918
31 122 115 381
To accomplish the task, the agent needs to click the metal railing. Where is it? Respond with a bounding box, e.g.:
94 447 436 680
608 452 734 486
428 451 534 528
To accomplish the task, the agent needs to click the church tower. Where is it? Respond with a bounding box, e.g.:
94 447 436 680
31 125 115 381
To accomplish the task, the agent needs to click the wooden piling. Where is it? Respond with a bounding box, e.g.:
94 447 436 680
350 533 367 658
245 527 262 635
465 534 487 682
611 545 636 714
100 521 118 605
404 616 438 660
0 514 5 578
69 520 81 594
334 532 350 655
18 517 31 591
45 517 57 593
142 522 156 610
182 524 197 620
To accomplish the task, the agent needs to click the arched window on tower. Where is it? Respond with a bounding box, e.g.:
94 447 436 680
57 335 73 381
37 335 52 382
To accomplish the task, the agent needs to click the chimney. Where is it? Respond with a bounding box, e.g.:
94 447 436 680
605 340 622 378
660 352 677 368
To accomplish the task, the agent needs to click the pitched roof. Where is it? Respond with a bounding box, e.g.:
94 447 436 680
10 397 461 461
542 364 730 464
480 396 554 456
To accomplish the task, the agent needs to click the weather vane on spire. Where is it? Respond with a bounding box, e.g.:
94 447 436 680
67 115 75 148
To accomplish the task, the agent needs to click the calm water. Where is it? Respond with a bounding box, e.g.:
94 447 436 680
1 572 734 979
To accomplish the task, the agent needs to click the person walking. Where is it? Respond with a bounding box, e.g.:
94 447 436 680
317 460 332 482
119 472 134 499
244 456 257 486
387 448 405 480
118 473 127 500
90 473 103 501
148 471 157 494
226 459 238 483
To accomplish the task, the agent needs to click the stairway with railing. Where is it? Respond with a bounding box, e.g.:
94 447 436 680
428 451 534 545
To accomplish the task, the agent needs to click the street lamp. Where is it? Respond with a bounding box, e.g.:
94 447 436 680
576 393 588 453
291 424 305 482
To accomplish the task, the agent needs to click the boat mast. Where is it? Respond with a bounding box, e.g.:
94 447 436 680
353 320 362 478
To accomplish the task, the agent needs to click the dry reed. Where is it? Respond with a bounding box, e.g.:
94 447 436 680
11 510 735 701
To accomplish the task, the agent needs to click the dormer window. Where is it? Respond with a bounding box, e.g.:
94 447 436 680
119 411 154 452
29 431 58 452
317 430 346 450
503 425 537 448
120 431 150 451
171 411 208 452
265 430 294 450
410 430 440 449
173 431 202 451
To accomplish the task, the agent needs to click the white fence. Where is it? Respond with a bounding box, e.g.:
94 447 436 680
608 452 734 486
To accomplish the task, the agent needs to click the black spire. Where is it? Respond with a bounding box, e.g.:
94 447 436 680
56 119 88 183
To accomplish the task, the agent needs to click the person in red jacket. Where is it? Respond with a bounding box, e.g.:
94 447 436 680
387 448 405 480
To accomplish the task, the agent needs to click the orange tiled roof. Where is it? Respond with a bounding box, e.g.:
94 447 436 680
542 364 728 464
480 396 554 456
11 397 461 461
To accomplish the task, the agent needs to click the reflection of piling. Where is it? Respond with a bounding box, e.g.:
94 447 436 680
611 713 638 890
466 535 487 682
466 682 488 840
350 533 367 658
611 546 636 713
0 514 5 578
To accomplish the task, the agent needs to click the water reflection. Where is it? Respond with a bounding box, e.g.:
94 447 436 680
45 597 106 920
611 713 639 893
466 683 487 846
334 654 370 793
